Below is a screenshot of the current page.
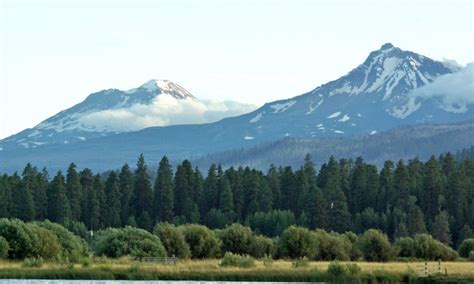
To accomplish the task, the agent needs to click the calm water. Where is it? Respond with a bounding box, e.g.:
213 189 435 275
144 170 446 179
0 281 313 284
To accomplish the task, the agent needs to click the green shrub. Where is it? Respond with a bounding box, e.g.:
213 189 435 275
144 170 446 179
279 226 318 259
458 238 474 258
35 221 88 262
469 251 474 261
94 226 166 258
327 261 347 277
414 234 458 261
63 220 89 241
291 257 309 268
218 224 253 255
80 257 92 267
153 222 191 258
357 229 392 262
314 230 351 261
220 252 255 268
249 235 274 258
22 257 44 268
394 237 416 258
0 236 9 259
180 224 221 258
0 219 38 259
345 263 361 276
263 254 273 267
28 224 62 260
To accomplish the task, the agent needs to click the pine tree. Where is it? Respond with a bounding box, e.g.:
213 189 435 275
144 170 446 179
204 164 219 212
350 157 367 214
79 168 95 227
327 187 351 233
153 156 175 222
423 156 443 226
394 160 410 210
174 160 197 222
267 165 281 209
105 171 122 227
48 171 71 223
118 164 134 225
94 174 107 229
379 161 394 211
34 168 49 220
66 163 83 221
432 210 452 245
306 186 327 229
132 154 153 228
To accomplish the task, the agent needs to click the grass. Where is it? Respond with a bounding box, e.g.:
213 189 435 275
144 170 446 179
0 258 473 281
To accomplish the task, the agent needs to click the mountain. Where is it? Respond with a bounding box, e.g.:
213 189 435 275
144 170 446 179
1 43 473 173
194 119 474 170
1 79 255 150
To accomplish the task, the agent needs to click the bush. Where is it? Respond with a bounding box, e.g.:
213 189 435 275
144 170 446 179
22 257 44 268
345 263 361 276
0 219 44 259
63 220 89 241
0 236 9 259
357 229 392 262
291 257 309 268
279 226 318 259
314 230 351 261
249 235 275 258
153 222 191 258
35 221 88 262
469 251 474 261
180 224 221 258
327 261 347 277
220 252 255 268
28 224 62 260
394 237 416 258
94 226 166 258
458 238 474 258
414 234 458 261
219 224 253 255
263 254 273 267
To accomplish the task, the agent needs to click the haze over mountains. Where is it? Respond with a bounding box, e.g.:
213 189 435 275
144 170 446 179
1 43 473 172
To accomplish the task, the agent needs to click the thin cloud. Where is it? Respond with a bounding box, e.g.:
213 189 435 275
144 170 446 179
412 63 474 113
78 94 257 132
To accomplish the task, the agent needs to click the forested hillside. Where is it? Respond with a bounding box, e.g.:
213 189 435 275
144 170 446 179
196 119 474 169
1 152 473 249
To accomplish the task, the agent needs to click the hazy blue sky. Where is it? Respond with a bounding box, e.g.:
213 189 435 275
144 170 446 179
1 0 473 139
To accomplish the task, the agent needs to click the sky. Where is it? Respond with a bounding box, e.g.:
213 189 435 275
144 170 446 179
0 0 473 139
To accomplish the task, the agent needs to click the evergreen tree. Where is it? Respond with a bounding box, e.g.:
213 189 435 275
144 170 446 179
66 163 83 221
350 157 367 214
423 156 443 227
174 160 198 222
267 165 281 209
379 161 394 211
306 186 327 229
432 211 452 245
118 164 134 225
153 156 175 222
394 160 410 210
94 174 107 229
13 168 35 221
34 168 49 220
105 171 122 227
48 171 71 223
204 164 219 213
132 154 153 228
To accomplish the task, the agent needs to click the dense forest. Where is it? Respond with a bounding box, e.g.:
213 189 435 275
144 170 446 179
0 151 473 250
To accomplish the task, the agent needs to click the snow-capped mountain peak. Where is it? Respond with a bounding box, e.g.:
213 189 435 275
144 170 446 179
128 79 196 100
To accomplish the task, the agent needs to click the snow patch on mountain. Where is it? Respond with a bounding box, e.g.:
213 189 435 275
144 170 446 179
270 100 296 113
338 114 350 122
250 112 264 123
327 111 341 119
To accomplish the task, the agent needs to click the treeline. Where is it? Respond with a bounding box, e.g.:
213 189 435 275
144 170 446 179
0 152 473 249
2 219 474 262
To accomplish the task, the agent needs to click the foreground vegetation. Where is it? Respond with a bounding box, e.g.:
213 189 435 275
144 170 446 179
0 258 473 282
0 218 473 280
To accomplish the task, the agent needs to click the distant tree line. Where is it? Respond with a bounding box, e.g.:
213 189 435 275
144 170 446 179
0 152 473 249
